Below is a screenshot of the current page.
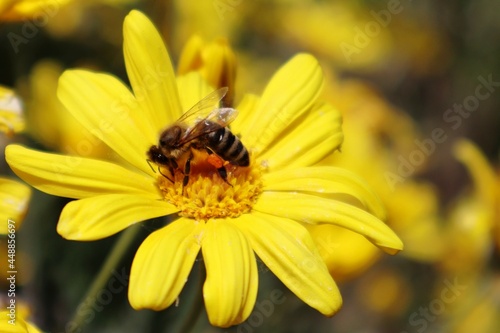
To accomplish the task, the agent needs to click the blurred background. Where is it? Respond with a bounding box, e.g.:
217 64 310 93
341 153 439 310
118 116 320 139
1 0 499 332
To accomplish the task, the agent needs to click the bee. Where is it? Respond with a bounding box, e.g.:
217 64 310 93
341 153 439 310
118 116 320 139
148 87 249 188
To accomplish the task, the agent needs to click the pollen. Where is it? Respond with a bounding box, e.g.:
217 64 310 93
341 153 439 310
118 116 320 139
157 157 263 220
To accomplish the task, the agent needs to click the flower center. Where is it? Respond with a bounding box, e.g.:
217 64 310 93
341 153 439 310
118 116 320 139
156 156 263 220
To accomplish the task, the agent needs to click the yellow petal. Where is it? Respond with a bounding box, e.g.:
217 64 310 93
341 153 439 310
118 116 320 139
0 178 31 233
240 54 324 153
123 10 182 127
257 102 343 170
263 166 385 220
235 212 342 316
5 145 158 199
254 191 403 254
129 218 202 310
453 139 497 207
202 219 258 327
57 69 155 176
306 224 380 281
57 194 178 240
176 72 215 112
230 93 260 137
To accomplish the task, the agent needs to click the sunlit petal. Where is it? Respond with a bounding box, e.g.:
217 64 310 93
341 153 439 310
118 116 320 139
57 69 155 176
254 191 403 254
257 102 343 170
202 219 258 327
123 10 182 127
240 54 324 153
235 212 342 315
263 166 385 220
5 145 158 199
57 194 178 240
129 218 202 310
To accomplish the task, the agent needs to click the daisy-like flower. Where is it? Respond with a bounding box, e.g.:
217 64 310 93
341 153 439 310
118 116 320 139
5 10 403 327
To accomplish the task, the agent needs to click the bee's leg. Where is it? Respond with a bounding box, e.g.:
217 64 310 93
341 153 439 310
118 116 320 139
182 152 193 189
205 148 232 187
166 159 177 183
216 166 232 187
159 168 174 183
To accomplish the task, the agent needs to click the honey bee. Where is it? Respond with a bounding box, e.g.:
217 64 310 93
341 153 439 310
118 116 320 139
148 87 249 187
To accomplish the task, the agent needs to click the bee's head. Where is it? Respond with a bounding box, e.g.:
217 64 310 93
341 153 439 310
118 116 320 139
147 145 168 165
159 125 183 148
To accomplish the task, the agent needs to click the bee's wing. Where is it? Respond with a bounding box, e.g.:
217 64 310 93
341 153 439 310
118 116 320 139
177 87 229 125
179 107 239 145
207 107 239 126
177 88 239 145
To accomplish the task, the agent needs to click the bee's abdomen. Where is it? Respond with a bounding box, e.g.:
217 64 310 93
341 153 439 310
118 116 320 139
207 127 249 166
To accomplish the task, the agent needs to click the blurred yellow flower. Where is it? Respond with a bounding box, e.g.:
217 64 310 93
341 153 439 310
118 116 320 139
178 35 237 105
0 304 42 333
310 76 442 280
0 0 70 21
0 178 31 233
356 269 412 317
306 224 381 282
5 10 402 327
0 86 25 136
440 139 498 275
24 60 110 159
443 275 500 333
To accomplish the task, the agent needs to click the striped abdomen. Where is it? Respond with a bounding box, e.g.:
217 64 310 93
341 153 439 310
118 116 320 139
204 125 249 166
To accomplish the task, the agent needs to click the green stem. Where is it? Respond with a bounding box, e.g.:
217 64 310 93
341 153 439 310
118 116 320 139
68 224 141 332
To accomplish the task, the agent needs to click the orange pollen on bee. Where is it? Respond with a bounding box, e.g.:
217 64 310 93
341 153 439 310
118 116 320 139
156 155 263 220
207 154 225 169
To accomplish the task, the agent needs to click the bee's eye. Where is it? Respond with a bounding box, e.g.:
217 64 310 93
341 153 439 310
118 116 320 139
157 153 168 163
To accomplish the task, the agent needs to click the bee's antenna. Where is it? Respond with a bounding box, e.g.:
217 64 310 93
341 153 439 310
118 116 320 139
147 159 174 183
147 159 156 173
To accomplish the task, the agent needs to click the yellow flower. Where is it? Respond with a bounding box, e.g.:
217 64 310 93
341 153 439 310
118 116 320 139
0 303 41 333
440 139 498 274
25 60 110 159
0 0 70 21
177 35 237 105
307 77 441 280
0 178 31 233
5 10 402 327
0 86 25 136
